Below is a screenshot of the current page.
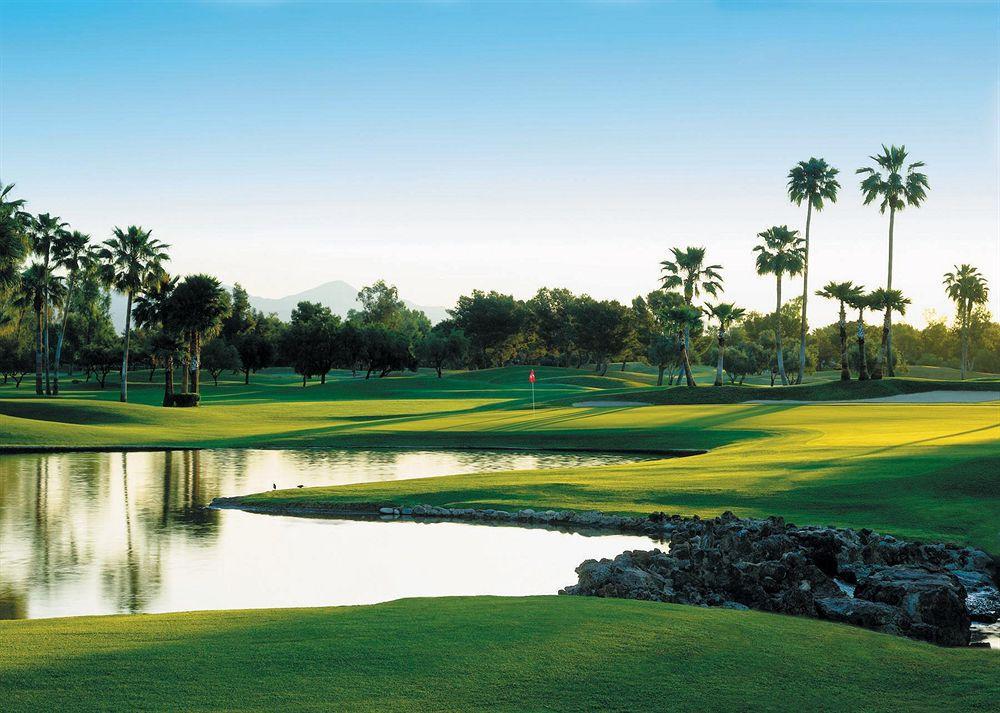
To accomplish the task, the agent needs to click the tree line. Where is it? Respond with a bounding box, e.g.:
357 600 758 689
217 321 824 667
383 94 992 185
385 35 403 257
0 145 994 402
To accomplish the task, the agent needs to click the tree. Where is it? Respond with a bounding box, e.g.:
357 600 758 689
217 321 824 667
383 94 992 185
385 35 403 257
360 325 413 378
662 302 702 387
233 317 278 385
660 246 723 384
788 157 840 384
943 264 990 380
0 182 31 313
527 287 578 365
420 326 469 377
857 145 929 376
846 292 872 381
167 274 230 395
201 337 242 386
815 281 864 380
351 280 406 328
221 283 254 342
572 298 630 376
98 226 169 402
31 213 69 394
867 288 911 379
18 264 63 397
78 336 119 389
753 226 804 386
133 273 180 406
704 302 747 386
281 301 340 385
50 230 93 394
449 290 526 368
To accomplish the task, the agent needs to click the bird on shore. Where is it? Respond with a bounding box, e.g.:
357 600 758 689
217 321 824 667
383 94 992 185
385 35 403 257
272 483 276 490
297 484 304 488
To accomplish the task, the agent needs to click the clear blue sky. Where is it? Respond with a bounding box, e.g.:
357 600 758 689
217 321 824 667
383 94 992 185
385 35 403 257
2 1 997 325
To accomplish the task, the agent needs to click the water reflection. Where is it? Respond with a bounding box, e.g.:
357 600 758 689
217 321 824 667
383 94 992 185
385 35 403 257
0 448 654 619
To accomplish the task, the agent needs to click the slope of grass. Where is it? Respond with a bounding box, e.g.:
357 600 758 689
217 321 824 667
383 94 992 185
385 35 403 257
3 596 997 712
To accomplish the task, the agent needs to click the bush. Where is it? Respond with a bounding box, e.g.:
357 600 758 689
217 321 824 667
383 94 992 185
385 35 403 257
172 392 200 408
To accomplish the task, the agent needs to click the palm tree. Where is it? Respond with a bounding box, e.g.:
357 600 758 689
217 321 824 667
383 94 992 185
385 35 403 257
134 273 180 406
753 226 805 386
50 230 93 395
816 281 864 380
846 292 872 381
98 226 169 403
787 158 840 385
662 302 702 387
704 302 746 386
0 182 31 311
167 274 231 395
20 264 46 394
857 145 929 376
660 246 723 386
31 213 68 394
867 288 911 379
943 265 990 380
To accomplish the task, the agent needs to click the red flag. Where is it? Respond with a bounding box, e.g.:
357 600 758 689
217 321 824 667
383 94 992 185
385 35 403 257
528 369 536 384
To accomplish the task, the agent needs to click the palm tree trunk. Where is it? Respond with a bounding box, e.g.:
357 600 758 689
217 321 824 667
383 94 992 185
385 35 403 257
120 291 133 403
680 331 695 387
797 200 812 385
775 275 787 385
191 331 201 394
857 311 869 381
657 363 665 386
714 334 724 386
43 295 51 395
163 354 174 407
873 314 889 380
52 272 76 396
34 304 43 395
181 332 190 393
885 205 895 377
960 301 969 380
838 302 850 381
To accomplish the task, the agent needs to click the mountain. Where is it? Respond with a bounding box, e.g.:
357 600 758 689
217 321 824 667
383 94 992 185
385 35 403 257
109 280 451 331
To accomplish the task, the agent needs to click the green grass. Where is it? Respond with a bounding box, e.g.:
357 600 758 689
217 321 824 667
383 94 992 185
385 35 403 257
2 596 997 712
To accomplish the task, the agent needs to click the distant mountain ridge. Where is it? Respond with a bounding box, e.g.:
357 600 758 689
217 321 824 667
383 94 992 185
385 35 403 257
109 280 451 330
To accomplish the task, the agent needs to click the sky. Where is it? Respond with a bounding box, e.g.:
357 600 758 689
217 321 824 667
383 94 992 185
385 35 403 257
1 0 997 327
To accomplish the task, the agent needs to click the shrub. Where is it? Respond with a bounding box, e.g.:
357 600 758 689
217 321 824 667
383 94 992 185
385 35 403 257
172 392 200 408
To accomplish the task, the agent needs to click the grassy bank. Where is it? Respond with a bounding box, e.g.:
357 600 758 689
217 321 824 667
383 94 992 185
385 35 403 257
2 596 997 712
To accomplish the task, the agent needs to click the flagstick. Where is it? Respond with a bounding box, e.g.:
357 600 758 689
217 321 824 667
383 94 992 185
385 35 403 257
531 380 535 414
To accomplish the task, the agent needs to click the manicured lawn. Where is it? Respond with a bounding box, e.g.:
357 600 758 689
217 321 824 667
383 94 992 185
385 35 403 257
2 596 997 712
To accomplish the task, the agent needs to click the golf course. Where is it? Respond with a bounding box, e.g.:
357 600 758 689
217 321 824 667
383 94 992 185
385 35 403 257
1 367 998 710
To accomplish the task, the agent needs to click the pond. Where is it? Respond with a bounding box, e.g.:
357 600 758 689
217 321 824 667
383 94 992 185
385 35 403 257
0 448 657 619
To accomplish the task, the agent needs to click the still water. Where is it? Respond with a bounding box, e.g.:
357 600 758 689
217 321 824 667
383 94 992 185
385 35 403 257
0 449 655 619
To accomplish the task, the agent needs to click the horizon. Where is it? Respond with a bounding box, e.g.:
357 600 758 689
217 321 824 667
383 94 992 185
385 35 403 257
3 0 998 328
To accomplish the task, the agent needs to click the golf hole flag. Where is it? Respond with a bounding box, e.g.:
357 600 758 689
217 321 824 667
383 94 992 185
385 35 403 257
528 369 536 384
528 370 536 412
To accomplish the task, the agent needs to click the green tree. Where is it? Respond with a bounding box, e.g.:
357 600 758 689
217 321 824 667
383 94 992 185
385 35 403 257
662 302 702 387
857 145 929 376
787 157 840 384
815 281 864 380
704 302 746 386
753 226 805 386
660 246 723 384
449 290 526 368
420 326 469 377
31 213 69 394
867 288 912 379
98 226 169 402
133 273 180 406
201 337 242 386
943 264 990 380
50 230 93 394
166 274 230 395
351 280 406 328
572 297 630 376
0 183 31 313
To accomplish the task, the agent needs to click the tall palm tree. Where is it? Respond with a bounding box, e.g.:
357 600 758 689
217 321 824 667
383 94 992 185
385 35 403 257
98 226 169 403
660 246 723 386
867 288 911 379
816 281 864 380
787 158 840 384
943 265 990 380
134 273 180 406
50 230 93 395
753 226 805 386
704 302 746 386
846 292 872 381
0 182 31 311
857 145 929 376
167 274 231 395
31 213 69 394
20 264 47 394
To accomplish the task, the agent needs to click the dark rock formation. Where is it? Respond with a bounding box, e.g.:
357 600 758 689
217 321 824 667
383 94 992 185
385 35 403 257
560 511 997 647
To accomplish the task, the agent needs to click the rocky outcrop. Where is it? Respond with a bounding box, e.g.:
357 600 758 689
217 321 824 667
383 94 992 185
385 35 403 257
560 512 998 647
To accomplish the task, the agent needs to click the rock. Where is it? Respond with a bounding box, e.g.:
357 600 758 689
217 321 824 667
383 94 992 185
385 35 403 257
854 566 970 646
815 597 905 635
378 507 398 516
